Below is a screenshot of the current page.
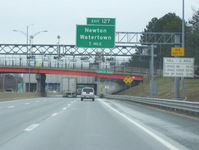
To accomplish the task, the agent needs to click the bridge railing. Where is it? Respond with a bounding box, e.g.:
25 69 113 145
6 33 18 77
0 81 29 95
0 58 152 75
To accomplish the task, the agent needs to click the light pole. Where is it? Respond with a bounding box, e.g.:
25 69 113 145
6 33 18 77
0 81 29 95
14 26 47 92
182 0 185 48
57 35 61 57
181 0 185 89
13 24 33 45
57 35 60 91
29 30 48 92
29 30 48 46
14 24 33 92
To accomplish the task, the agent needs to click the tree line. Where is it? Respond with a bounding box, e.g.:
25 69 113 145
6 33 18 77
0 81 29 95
126 9 199 75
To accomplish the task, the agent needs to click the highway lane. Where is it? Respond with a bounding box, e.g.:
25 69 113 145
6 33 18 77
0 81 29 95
0 96 75 146
0 96 198 150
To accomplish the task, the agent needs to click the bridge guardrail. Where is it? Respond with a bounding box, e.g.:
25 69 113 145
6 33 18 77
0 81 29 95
104 95 199 114
0 58 152 75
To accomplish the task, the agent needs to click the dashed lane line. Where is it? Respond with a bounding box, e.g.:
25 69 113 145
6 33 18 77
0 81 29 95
25 124 39 131
52 113 58 117
7 106 15 109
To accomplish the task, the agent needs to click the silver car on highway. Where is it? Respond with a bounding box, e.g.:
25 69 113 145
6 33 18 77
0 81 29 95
80 87 95 101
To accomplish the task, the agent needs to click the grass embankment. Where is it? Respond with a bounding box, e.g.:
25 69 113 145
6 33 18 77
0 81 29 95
121 77 199 101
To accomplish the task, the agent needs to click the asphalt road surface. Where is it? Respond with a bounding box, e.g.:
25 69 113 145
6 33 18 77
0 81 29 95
0 96 199 150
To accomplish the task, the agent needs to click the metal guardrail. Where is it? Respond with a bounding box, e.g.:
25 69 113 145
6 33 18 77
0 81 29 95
104 95 199 114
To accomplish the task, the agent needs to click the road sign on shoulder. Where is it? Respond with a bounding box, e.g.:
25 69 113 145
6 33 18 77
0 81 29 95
163 57 194 77
123 76 133 85
76 25 115 48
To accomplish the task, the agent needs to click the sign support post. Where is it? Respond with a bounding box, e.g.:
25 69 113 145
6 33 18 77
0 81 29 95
174 35 181 99
150 45 156 97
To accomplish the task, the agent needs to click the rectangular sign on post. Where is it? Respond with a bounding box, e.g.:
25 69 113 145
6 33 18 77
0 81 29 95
171 47 185 56
87 18 115 25
76 25 115 48
163 57 194 77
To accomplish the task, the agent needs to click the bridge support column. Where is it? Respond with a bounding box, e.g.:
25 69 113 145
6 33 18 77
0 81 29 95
36 73 46 97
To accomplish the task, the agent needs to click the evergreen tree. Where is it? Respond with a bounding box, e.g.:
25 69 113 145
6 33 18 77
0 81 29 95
127 13 182 69
186 9 199 75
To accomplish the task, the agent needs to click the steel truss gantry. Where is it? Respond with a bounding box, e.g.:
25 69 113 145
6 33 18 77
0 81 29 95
115 32 181 45
0 32 181 56
0 44 150 56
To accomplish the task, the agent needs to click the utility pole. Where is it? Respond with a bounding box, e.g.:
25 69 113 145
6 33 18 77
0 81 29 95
181 0 185 89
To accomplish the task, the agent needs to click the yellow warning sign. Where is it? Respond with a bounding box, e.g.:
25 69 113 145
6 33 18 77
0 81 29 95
171 47 184 56
123 76 133 85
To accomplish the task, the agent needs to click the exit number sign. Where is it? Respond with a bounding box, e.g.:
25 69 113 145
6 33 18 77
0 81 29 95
87 18 115 25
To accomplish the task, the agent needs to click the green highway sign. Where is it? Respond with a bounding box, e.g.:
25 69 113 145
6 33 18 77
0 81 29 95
76 25 115 48
96 70 114 74
106 70 114 74
18 83 22 89
87 18 115 25
97 70 106 74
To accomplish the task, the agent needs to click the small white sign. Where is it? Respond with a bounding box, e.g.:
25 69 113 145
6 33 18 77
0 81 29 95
163 57 194 77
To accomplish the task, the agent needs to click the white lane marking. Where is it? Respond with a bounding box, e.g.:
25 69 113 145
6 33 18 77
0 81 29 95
8 106 15 109
25 124 39 131
52 113 58 116
25 103 30 105
36 101 40 103
62 107 67 110
101 101 179 150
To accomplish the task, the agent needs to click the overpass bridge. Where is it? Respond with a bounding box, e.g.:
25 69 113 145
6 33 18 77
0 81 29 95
0 57 144 94
0 32 181 95
0 66 143 80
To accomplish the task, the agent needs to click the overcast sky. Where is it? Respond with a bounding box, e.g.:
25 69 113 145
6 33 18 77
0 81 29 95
0 0 198 45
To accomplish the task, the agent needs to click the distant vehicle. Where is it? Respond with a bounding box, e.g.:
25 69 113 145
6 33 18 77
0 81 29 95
76 89 82 95
81 87 95 101
62 77 77 97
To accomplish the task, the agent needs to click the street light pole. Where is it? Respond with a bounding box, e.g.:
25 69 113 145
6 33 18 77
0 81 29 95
28 30 48 92
13 26 47 92
27 24 34 45
182 0 185 48
14 24 33 92
181 0 185 89
57 35 61 58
